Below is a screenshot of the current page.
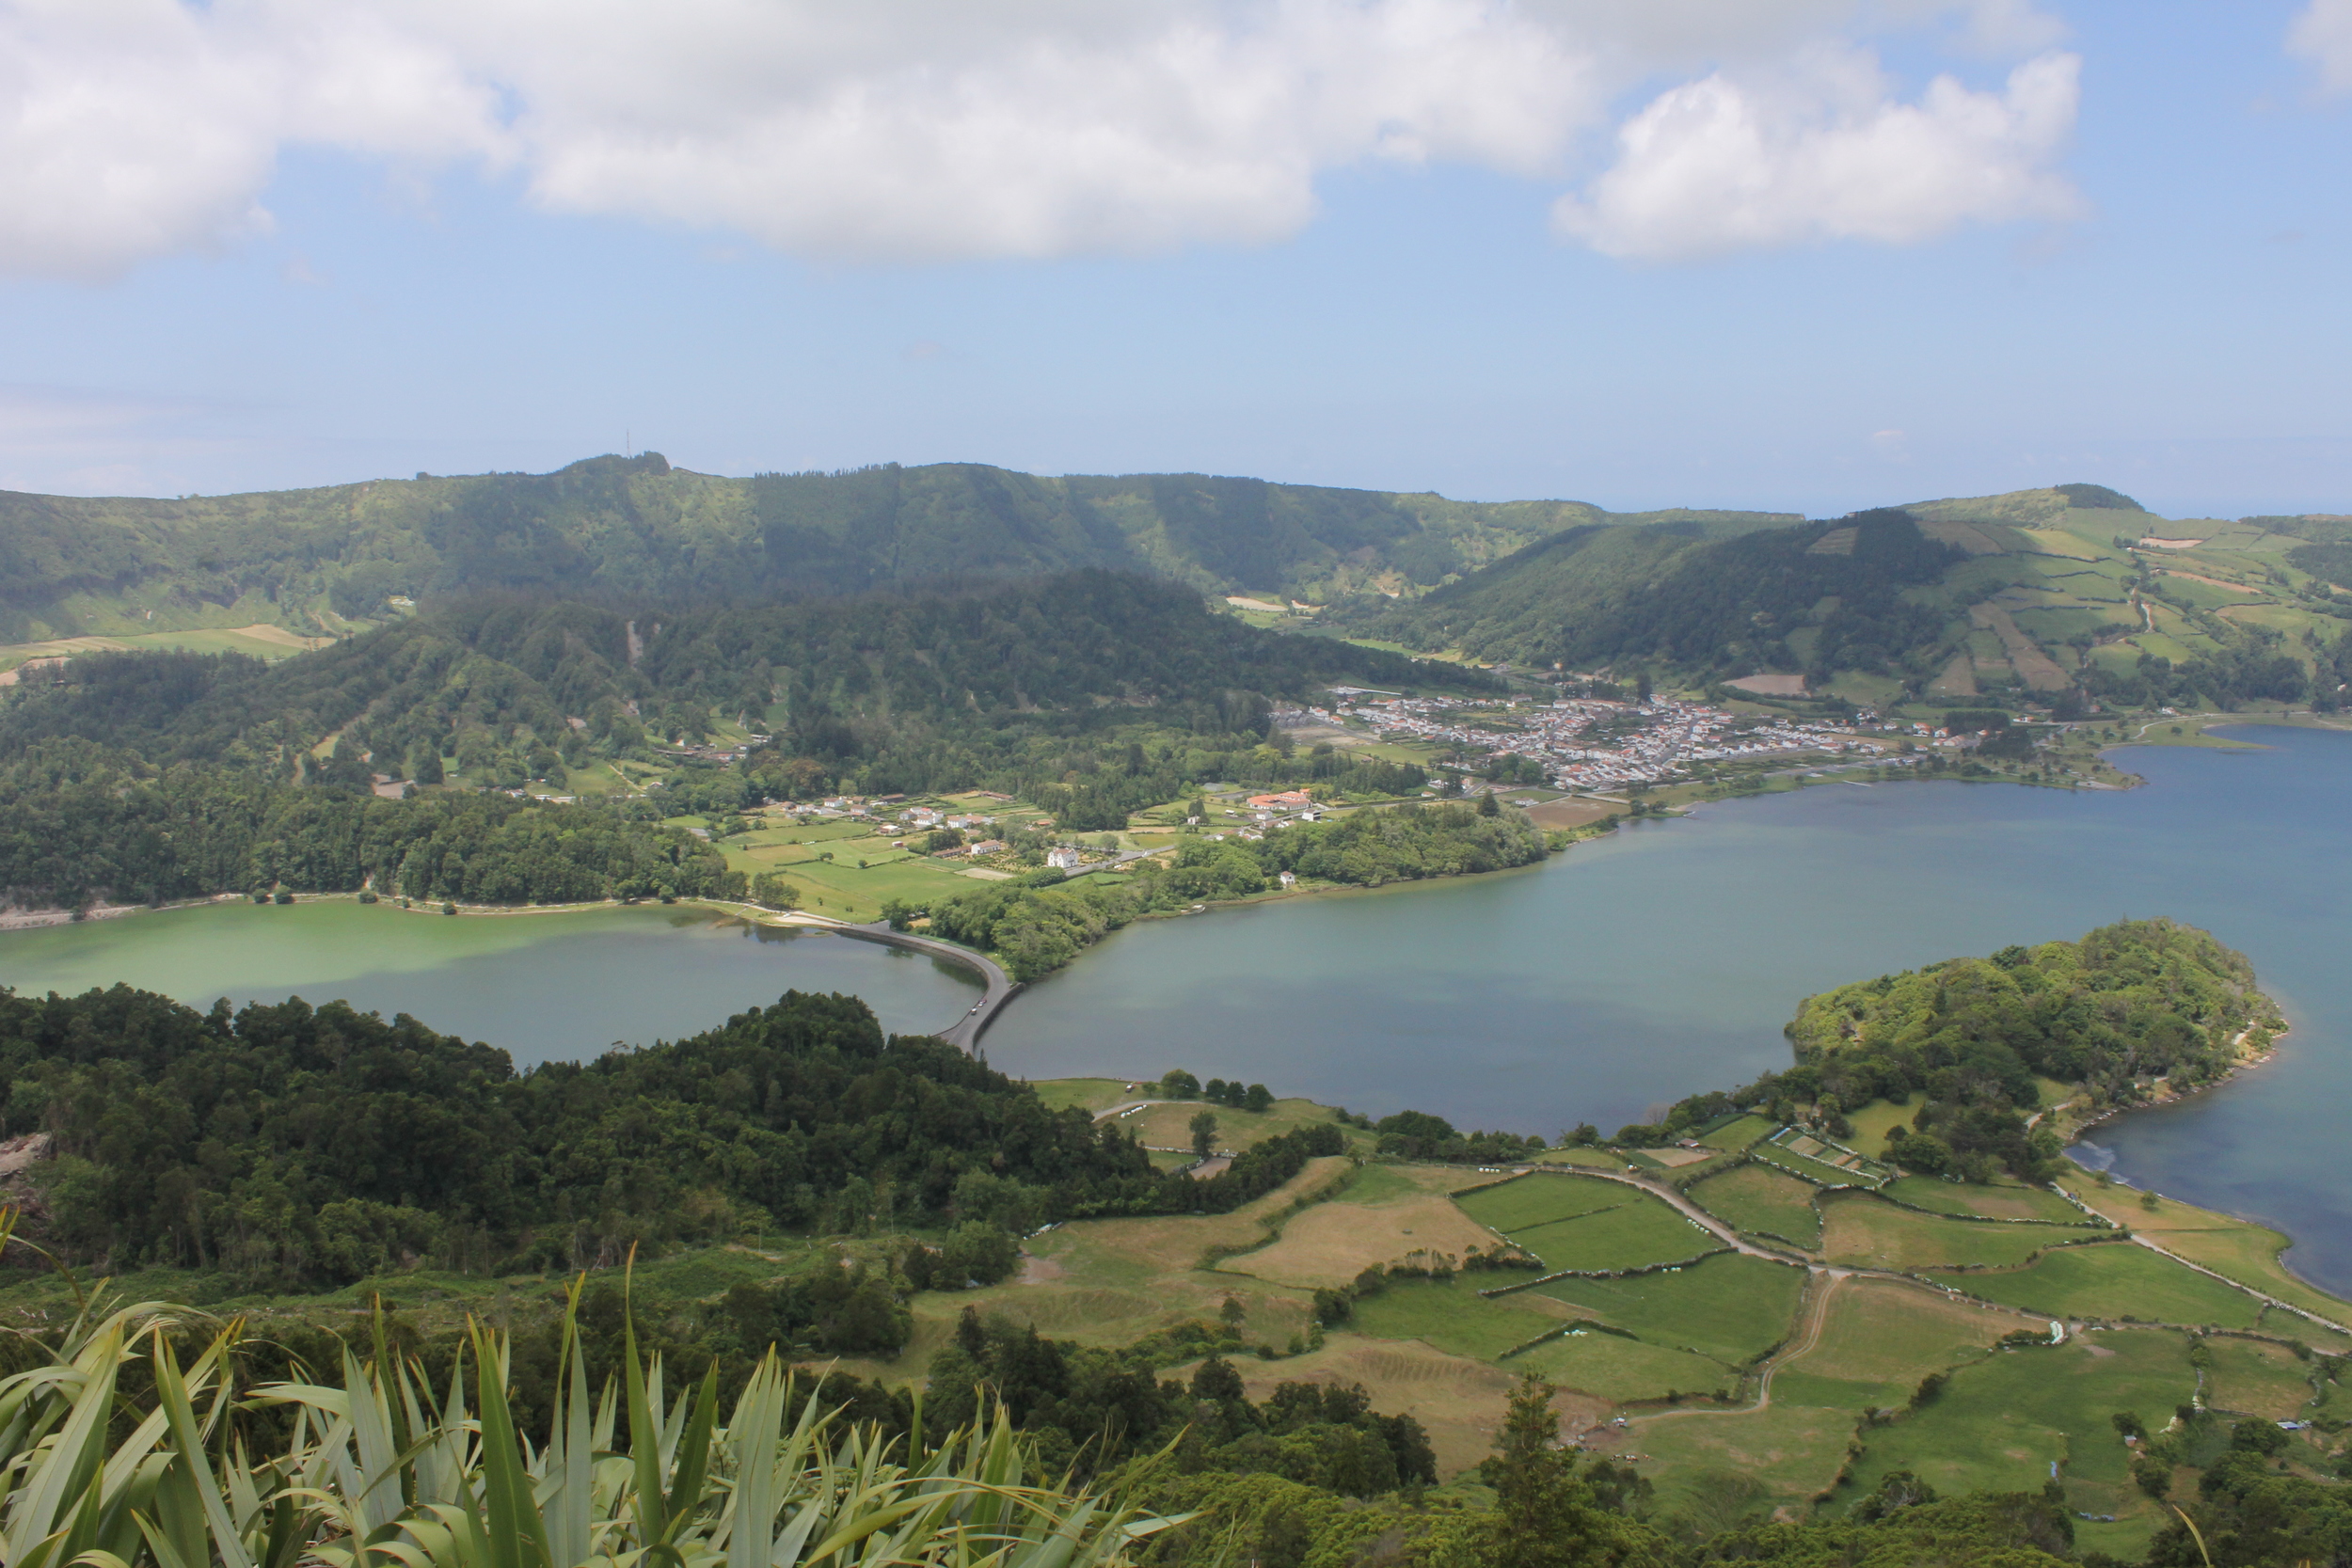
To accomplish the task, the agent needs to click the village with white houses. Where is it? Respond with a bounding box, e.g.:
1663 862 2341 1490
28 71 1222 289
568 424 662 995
1300 688 2001 794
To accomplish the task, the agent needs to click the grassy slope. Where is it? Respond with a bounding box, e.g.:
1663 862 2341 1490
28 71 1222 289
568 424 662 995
1332 481 2351 701
1834 1327 2196 1549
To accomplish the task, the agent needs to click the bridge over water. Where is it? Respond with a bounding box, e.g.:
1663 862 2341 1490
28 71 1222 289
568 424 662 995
742 909 1017 1051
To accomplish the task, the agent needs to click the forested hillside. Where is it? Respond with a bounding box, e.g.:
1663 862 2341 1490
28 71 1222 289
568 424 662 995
0 451 1795 642
1344 508 1960 679
0 984 1345 1293
1626 919 2280 1185
0 573 1475 908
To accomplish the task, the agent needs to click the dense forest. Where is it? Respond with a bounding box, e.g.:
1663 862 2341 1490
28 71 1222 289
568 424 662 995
1617 920 2276 1184
0 573 1479 908
0 452 1803 641
0 984 1343 1292
1343 508 1966 685
0 740 740 908
896 800 1553 979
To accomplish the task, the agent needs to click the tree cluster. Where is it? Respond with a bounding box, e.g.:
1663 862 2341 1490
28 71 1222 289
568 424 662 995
0 736 739 910
0 984 1343 1292
904 801 1549 980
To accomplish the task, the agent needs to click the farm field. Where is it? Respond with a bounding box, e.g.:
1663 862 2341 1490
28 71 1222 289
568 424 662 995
2201 1335 2321 1420
1029 1078 1136 1114
1819 1194 2100 1271
1510 1197 1721 1273
1533 1254 1804 1365
1116 1097 1366 1156
2059 1174 2352 1329
0 622 330 673
1346 1275 1566 1361
1881 1176 2090 1226
1510 1331 1736 1403
880 1154 1361 1371
1765 1276 2022 1413
1697 1115 1774 1152
1229 1164 1500 1288
1231 1334 1539 1477
1687 1165 1822 1249
1830 1327 2199 1554
1454 1172 1631 1232
1943 1243 2266 1328
1627 1404 1859 1523
1842 1099 1915 1153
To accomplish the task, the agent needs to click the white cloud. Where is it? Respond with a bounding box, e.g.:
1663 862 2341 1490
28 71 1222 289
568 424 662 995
0 0 2079 278
1553 47 2080 260
2289 0 2352 91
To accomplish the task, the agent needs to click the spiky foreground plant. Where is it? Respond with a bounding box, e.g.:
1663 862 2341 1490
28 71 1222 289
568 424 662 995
0 1215 1180 1568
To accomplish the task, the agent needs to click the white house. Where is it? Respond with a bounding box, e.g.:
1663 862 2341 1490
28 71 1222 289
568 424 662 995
1045 846 1082 870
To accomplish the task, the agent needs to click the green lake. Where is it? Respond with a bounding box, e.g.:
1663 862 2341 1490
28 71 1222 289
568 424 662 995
0 901 983 1056
1 725 2346 1291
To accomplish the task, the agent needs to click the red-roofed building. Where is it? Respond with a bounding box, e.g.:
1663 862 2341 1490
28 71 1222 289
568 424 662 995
1246 789 1313 809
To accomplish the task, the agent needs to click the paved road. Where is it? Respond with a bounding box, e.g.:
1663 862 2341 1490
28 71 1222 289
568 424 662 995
832 920 1019 1050
729 907 1018 1051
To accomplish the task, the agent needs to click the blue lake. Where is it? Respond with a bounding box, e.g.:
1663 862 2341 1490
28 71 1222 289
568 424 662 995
984 726 2352 1291
2 725 2345 1291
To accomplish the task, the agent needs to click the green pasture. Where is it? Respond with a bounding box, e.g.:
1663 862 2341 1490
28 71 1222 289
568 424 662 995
1512 1332 1736 1403
743 853 981 920
1947 1243 2265 1328
1687 1165 1822 1249
1630 1404 1859 1521
1534 1254 1804 1365
1697 1116 1774 1152
129 626 322 658
2010 604 2126 644
1345 1276 1561 1360
1769 1280 2012 1414
1822 1195 2095 1272
1880 1176 2090 1227
2202 1335 2320 1420
1510 1197 1719 1273
1526 1148 1629 1170
1820 672 1906 709
2222 602 2343 642
2120 1217 2352 1325
2152 575 2269 610
1343 1162 1455 1206
1454 1174 1629 1233
1029 1078 1136 1114
1835 1328 2194 1550
1842 1099 1914 1153
1120 1097 1365 1155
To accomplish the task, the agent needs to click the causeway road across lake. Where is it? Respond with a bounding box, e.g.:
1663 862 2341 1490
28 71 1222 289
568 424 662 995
725 907 1018 1051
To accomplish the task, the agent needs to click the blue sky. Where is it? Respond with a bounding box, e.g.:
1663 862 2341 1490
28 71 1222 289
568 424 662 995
1 0 2347 519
